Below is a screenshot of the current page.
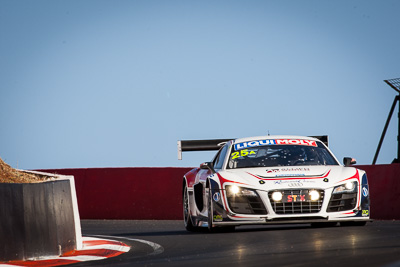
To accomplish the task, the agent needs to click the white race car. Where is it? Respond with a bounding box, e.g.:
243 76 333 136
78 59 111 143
178 135 370 232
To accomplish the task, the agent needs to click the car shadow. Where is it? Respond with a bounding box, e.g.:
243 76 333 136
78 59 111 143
112 223 317 237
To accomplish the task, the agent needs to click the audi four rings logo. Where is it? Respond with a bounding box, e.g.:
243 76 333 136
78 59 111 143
288 182 303 187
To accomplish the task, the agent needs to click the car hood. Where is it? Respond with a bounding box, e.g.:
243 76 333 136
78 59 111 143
218 165 361 190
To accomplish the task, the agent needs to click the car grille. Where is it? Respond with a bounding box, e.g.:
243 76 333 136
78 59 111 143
327 193 357 212
226 194 268 215
268 189 324 214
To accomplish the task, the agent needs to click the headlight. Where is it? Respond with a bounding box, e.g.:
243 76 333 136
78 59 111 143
332 181 358 194
309 190 320 201
226 185 258 197
345 181 355 190
229 185 240 194
271 191 283 202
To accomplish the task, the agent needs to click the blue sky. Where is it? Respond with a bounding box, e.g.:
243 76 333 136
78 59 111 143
1 0 399 169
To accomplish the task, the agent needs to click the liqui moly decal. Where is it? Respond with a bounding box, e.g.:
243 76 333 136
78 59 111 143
234 139 317 150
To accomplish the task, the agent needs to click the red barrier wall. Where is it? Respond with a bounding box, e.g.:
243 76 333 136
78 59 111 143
356 164 400 220
38 167 192 220
38 164 400 220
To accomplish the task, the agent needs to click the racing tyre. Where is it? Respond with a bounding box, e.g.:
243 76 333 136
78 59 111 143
183 182 198 232
340 221 367 227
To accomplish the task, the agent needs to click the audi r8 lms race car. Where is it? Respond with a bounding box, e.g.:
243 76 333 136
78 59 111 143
178 135 370 232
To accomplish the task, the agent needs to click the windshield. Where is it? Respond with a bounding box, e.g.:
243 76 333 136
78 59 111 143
227 139 339 169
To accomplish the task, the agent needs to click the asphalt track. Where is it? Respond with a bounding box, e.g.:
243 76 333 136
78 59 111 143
74 220 400 267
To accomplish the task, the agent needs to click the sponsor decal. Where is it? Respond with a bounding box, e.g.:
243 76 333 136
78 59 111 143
247 169 331 181
275 173 306 177
213 215 223 222
362 187 369 197
266 168 311 173
234 139 317 150
282 167 311 172
323 178 329 182
259 180 265 185
231 149 256 159
213 192 220 202
286 194 306 202
362 210 369 217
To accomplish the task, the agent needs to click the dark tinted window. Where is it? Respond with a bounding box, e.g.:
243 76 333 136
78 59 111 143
228 141 338 169
214 144 229 170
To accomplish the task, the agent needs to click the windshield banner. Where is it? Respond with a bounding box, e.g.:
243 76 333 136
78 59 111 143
234 139 317 151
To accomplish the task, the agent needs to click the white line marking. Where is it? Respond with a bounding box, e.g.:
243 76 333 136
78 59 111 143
59 255 107 261
80 236 130 252
80 244 130 252
90 235 164 255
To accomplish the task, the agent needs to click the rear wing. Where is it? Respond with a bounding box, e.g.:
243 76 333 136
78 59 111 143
310 135 328 147
177 139 234 160
177 135 328 160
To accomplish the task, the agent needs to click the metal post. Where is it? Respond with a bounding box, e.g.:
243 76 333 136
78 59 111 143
398 95 400 161
373 78 400 164
384 79 400 162
372 96 398 164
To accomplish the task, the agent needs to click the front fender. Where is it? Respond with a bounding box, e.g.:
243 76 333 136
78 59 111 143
208 178 230 223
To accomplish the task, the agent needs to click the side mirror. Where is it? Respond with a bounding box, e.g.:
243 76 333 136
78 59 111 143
343 157 357 167
200 162 215 172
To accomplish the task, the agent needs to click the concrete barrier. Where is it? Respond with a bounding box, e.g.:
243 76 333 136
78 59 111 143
38 164 400 220
0 180 77 261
